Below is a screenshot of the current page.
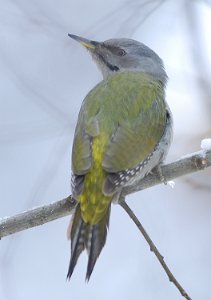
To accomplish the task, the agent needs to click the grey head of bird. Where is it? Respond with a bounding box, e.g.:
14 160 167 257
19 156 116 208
68 34 167 85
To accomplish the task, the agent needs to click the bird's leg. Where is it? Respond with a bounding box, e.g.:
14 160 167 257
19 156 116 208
151 164 167 185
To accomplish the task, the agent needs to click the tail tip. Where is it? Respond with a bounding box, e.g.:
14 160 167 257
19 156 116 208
85 269 93 282
66 270 73 281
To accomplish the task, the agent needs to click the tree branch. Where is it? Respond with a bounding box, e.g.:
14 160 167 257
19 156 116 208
0 196 76 239
120 200 192 300
0 148 211 239
122 148 211 197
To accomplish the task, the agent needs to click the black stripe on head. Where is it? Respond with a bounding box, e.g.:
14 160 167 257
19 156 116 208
98 54 119 72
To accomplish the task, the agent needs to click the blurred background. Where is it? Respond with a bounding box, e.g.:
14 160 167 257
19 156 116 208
0 0 211 299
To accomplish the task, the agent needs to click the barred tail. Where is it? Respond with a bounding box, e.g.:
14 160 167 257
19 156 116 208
67 203 110 281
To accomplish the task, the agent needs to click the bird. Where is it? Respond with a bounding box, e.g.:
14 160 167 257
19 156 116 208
66 34 173 281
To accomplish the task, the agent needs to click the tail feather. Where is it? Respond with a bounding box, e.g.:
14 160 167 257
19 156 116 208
67 205 85 279
86 206 110 280
67 204 110 281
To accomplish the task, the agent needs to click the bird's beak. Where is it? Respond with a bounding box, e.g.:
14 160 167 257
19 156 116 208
68 34 99 50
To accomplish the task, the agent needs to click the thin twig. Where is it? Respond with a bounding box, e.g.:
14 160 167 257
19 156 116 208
0 148 211 239
120 200 192 300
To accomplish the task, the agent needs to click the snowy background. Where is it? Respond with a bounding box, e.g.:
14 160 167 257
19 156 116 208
0 0 211 299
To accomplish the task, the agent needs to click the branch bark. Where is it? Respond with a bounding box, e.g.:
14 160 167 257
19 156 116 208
0 148 211 239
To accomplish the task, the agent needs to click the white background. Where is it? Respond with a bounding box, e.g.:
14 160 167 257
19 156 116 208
0 1 211 299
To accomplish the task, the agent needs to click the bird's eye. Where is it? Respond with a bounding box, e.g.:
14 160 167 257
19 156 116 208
117 49 126 56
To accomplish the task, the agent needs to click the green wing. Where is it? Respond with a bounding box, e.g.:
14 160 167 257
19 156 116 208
72 72 166 175
102 88 166 172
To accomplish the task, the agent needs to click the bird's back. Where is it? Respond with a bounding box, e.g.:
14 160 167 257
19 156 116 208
72 71 167 205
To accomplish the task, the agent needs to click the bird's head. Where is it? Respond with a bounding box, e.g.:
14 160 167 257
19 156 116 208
68 34 167 85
